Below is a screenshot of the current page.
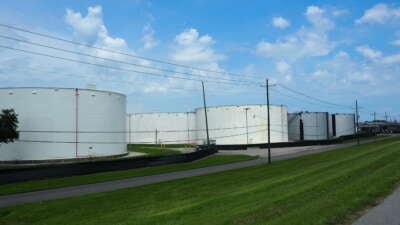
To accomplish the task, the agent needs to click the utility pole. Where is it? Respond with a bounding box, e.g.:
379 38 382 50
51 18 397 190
385 112 388 121
373 112 376 121
155 129 158 144
244 107 250 144
266 79 271 164
201 81 210 147
356 100 359 145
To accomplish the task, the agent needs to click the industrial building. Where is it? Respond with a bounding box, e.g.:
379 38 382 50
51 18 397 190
195 105 288 145
0 87 127 161
288 112 331 141
126 112 196 144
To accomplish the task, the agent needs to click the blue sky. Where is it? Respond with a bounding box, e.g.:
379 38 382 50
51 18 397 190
0 0 399 121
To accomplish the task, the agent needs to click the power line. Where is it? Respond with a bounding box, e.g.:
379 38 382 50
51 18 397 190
0 23 260 79
0 44 261 87
272 87 354 111
277 84 353 109
0 34 262 85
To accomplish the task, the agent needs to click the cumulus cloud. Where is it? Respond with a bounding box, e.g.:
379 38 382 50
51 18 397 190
272 17 290 29
332 9 350 17
312 69 329 78
356 45 382 60
65 5 128 52
171 28 225 64
305 5 334 30
275 60 290 74
142 24 158 50
256 5 335 61
391 39 400 46
356 3 400 24
0 5 185 95
382 54 400 63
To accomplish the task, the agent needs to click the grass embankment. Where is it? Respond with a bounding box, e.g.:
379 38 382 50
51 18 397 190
342 134 390 144
129 143 195 148
1 138 400 225
0 145 183 171
128 145 181 157
0 154 256 196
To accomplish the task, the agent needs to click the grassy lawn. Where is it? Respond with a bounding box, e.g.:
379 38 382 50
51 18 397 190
1 138 400 225
128 145 182 157
0 146 183 171
129 143 195 148
0 154 256 196
342 134 390 144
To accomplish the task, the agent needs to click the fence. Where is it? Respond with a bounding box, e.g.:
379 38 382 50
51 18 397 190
0 146 217 184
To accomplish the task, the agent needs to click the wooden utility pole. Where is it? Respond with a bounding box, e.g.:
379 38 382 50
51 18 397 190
201 81 210 147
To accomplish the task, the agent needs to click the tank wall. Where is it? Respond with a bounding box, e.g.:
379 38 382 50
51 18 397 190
0 88 126 161
77 90 126 157
288 113 301 141
128 112 196 144
195 105 288 145
302 112 329 140
334 114 355 137
288 112 330 141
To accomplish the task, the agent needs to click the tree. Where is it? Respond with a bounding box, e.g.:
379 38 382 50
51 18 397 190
0 109 19 143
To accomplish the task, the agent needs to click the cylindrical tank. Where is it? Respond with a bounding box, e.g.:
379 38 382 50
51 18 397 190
331 113 355 137
288 112 330 141
127 112 196 144
195 104 288 145
0 87 127 162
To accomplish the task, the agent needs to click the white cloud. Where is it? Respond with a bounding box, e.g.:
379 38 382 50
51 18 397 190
0 5 185 95
142 24 158 50
256 5 335 61
65 5 128 52
305 5 335 30
272 17 290 29
275 60 290 74
336 51 349 58
383 54 400 63
65 6 105 44
172 28 225 64
356 45 382 60
391 39 400 46
332 9 350 17
356 3 400 24
312 69 329 78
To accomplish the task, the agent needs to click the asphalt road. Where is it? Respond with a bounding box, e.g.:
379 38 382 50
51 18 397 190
352 187 400 225
0 136 396 208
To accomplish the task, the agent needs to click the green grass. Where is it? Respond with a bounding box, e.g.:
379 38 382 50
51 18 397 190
129 143 195 148
0 154 256 196
1 138 400 225
342 134 390 144
0 145 183 171
128 145 182 157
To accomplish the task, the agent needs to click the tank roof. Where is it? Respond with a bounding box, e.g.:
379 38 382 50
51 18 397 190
128 111 195 115
194 104 287 111
0 87 126 97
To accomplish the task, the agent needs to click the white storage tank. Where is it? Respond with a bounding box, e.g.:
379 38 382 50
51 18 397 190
331 113 355 137
288 112 331 141
0 87 127 162
195 104 288 145
127 112 196 144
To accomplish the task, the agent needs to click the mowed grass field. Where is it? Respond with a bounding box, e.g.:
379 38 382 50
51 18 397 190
1 138 400 225
0 154 256 196
127 145 182 156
